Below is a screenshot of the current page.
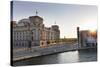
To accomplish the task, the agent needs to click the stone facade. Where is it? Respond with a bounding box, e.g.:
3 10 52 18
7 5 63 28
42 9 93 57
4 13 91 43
12 15 60 48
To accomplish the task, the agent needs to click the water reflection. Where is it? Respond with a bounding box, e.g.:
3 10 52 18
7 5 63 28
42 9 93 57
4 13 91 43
58 51 79 63
13 49 97 66
78 49 97 62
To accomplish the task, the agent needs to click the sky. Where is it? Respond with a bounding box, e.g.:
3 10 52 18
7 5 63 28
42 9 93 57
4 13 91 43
12 1 98 38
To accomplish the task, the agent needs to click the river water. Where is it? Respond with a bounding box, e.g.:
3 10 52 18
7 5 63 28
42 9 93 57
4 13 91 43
13 49 97 66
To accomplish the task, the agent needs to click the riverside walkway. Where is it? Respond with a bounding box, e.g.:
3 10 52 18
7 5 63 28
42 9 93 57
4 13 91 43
13 43 97 61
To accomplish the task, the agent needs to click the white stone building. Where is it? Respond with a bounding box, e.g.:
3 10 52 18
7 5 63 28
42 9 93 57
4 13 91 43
12 14 60 48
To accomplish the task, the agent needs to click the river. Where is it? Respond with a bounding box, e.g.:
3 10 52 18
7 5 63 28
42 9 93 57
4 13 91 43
13 49 97 66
